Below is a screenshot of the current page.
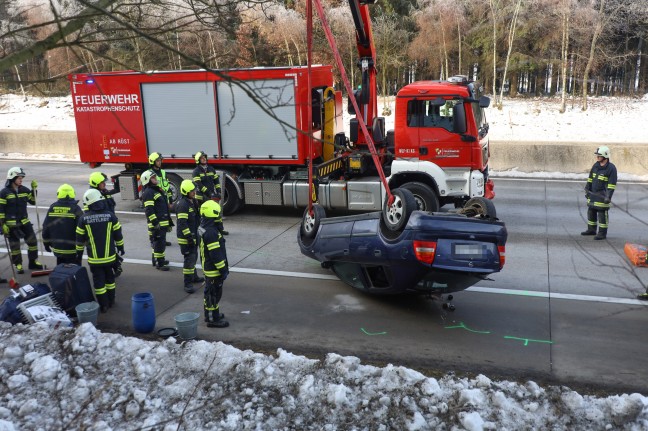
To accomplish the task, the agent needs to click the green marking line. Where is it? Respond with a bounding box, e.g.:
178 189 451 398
361 328 387 336
504 336 553 346
444 322 491 334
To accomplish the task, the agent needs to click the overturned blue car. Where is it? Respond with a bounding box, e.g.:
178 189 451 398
298 190 507 297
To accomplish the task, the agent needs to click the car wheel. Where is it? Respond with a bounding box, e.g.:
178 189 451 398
461 197 497 219
166 173 183 205
401 182 439 212
222 177 242 215
382 188 415 232
301 204 326 239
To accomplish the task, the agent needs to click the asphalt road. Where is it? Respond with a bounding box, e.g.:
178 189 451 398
1 160 647 394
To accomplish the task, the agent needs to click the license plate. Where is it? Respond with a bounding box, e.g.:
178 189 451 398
452 244 485 259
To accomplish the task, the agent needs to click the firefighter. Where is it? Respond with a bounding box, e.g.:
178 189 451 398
581 146 617 240
42 184 83 265
88 172 123 276
141 170 173 271
76 189 125 312
192 151 228 235
148 152 172 201
0 167 46 274
198 200 229 328
176 180 205 293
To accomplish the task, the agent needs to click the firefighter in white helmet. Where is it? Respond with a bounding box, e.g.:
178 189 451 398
581 146 617 240
0 167 46 273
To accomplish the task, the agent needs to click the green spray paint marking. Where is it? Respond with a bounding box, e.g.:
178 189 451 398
361 328 387 336
504 336 553 346
444 322 491 334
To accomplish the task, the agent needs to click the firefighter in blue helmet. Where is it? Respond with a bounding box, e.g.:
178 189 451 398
76 189 124 312
0 167 46 274
43 184 84 265
198 200 229 328
176 180 204 292
581 146 617 240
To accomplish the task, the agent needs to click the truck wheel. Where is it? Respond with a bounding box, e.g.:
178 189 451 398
462 197 497 219
401 182 439 212
382 188 415 232
222 178 242 215
166 173 183 204
301 204 326 240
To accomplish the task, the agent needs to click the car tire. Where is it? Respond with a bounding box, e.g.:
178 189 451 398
462 197 497 219
166 173 183 204
301 204 326 240
401 182 439 212
222 177 242 216
382 188 415 232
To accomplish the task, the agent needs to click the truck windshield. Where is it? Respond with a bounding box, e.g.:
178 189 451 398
407 99 461 132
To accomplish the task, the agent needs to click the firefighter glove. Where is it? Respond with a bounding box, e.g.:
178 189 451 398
1 224 9 235
31 179 38 189
44 244 52 253
221 268 229 281
117 245 125 256
603 197 611 204
151 226 161 239
112 176 120 189
76 250 84 262
187 236 195 247
167 225 173 233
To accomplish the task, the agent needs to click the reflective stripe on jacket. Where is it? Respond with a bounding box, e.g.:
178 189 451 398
586 161 617 209
0 185 35 227
192 165 221 201
76 210 124 266
142 184 171 229
198 221 227 278
175 196 199 245
43 198 83 255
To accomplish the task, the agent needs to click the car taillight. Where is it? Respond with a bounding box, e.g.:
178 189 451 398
413 240 437 264
498 245 506 269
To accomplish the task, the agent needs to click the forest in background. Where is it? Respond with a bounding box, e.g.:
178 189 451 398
1 0 647 110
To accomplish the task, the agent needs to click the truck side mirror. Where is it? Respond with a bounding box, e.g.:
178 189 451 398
453 103 467 134
479 96 490 108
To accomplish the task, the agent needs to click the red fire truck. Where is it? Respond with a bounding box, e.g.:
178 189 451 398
68 1 494 216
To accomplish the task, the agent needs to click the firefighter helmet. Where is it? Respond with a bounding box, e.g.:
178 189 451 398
148 152 163 165
83 189 104 207
181 179 196 195
89 172 108 188
57 184 75 199
6 167 26 180
140 170 157 186
200 200 222 219
194 151 207 164
595 146 610 159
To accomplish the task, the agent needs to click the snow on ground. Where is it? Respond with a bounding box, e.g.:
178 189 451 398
1 322 647 431
1 92 648 429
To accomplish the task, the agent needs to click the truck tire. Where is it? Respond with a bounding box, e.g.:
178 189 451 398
166 173 183 205
382 188 415 233
461 197 497 219
301 204 326 241
221 177 242 215
401 182 439 212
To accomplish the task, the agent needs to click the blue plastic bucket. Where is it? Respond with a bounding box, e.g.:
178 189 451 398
131 292 155 333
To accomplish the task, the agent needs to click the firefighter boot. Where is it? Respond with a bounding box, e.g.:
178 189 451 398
184 274 195 293
594 228 607 240
581 227 596 236
16 264 24 274
107 289 116 308
97 294 109 313
28 260 46 270
204 309 227 327
151 256 168 267
155 259 170 271
192 270 205 283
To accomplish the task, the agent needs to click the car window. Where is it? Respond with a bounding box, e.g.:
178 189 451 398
407 99 458 132
331 262 366 289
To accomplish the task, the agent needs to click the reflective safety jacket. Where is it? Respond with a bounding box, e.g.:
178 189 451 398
43 197 83 255
142 184 171 230
175 196 200 245
151 166 172 199
586 161 617 209
198 219 227 278
0 185 36 228
76 208 124 266
192 165 221 202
